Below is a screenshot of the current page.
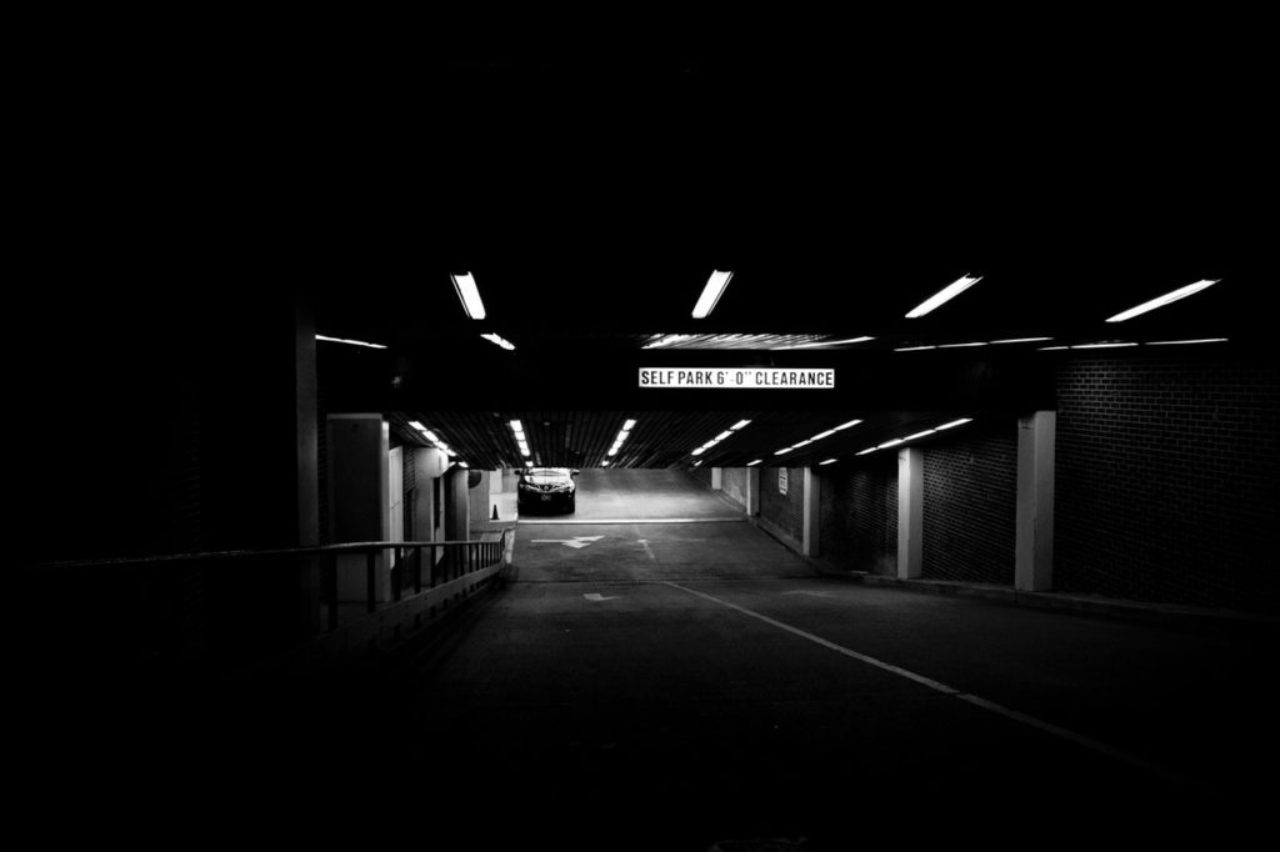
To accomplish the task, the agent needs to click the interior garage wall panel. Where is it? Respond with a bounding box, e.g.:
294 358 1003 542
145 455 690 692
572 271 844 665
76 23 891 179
921 422 1018 585
818 455 898 575
1056 356 1280 612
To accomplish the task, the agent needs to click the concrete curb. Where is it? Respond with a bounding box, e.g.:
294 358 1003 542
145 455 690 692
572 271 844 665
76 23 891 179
805 559 1280 632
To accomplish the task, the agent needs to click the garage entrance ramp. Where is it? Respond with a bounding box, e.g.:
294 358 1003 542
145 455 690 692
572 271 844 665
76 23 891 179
517 468 743 524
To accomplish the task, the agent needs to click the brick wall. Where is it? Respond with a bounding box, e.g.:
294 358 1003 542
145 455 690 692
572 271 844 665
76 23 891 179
922 422 1017 585
759 466 805 544
1056 356 1280 612
721 467 749 508
819 454 898 575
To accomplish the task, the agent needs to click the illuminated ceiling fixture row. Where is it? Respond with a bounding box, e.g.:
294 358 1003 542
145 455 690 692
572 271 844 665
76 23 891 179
691 418 752 457
773 336 875 350
481 332 516 351
608 418 638 459
508 419 531 461
692 270 735 319
1106 279 1220 322
451 272 486 320
316 334 388 350
896 337 1055 352
409 421 456 458
773 418 861 456
1039 338 1229 350
854 418 973 456
905 275 983 318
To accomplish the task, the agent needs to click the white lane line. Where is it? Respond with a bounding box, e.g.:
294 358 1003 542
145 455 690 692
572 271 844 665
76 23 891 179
517 517 744 525
664 582 958 694
662 581 1210 795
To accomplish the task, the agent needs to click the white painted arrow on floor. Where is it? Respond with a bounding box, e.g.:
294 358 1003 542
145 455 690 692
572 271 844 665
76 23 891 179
530 535 605 549
583 593 619 602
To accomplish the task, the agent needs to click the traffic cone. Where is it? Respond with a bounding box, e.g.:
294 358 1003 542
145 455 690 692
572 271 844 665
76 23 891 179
492 505 499 520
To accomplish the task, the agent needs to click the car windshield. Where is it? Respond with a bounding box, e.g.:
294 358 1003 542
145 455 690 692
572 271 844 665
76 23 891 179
526 468 571 478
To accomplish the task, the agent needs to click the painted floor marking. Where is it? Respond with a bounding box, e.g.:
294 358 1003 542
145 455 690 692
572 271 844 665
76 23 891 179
663 581 1208 795
518 517 744 525
530 536 604 549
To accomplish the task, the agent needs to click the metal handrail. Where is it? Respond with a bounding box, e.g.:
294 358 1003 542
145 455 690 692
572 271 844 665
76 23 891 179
25 529 513 665
32 537 508 570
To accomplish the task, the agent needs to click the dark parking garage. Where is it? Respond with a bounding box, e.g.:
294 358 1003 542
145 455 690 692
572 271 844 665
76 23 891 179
11 41 1280 851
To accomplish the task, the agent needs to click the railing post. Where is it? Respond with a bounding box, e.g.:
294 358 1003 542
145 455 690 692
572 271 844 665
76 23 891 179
413 546 422 595
366 550 377 614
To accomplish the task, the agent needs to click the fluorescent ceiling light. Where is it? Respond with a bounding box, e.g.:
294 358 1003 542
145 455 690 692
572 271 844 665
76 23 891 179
601 460 610 467
819 458 837 466
624 419 638 430
315 334 387 350
1146 338 1229 346
835 419 862 431
747 459 763 466
856 448 877 456
939 342 988 349
1038 345 1070 351
480 332 515 351
877 439 905 449
1106 279 1220 323
811 430 837 441
459 462 469 468
692 460 702 467
643 334 693 349
691 447 705 456
779 336 875 350
936 418 973 430
1072 342 1140 349
509 420 524 432
409 421 426 431
774 447 793 456
905 275 983 319
991 337 1053 344
424 430 440 443
715 430 733 442
731 420 751 430
904 430 937 441
792 439 813 448
895 345 937 352
450 272 486 320
692 270 734 319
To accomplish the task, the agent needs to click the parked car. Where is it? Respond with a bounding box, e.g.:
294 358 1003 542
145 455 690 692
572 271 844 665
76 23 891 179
517 467 578 514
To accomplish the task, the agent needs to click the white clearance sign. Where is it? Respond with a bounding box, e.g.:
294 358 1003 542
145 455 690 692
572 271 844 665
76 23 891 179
638 368 835 389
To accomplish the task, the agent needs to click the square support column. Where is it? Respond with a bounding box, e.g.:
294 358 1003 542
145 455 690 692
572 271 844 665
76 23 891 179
711 467 723 491
1016 410 1056 592
897 447 924 579
746 467 761 517
327 414 391 602
802 467 820 557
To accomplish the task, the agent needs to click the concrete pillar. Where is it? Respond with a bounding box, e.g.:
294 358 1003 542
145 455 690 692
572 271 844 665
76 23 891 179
445 466 470 542
711 467 724 490
802 467 820 557
468 469 491 522
1016 411 1057 592
897 447 924 579
746 467 761 517
327 414 391 602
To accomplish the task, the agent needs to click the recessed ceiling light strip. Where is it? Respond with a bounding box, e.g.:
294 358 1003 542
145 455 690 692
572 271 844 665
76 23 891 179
1106 279 1220 323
